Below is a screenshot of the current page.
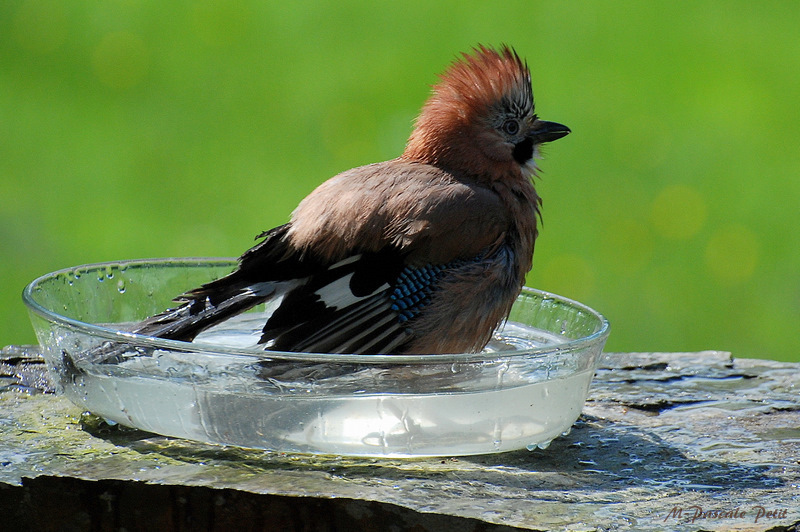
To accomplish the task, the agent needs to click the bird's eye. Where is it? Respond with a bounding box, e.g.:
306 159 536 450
502 119 520 136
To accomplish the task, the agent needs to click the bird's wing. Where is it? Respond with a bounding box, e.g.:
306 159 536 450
258 248 487 354
258 247 407 353
256 161 510 353
136 161 510 354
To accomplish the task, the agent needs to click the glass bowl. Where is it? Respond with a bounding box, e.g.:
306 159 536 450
23 258 609 457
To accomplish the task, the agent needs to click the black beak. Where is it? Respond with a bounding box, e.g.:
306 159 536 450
530 120 571 144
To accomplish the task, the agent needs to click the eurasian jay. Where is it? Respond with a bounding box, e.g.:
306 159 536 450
135 45 570 355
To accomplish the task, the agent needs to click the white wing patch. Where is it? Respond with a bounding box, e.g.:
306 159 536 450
314 272 390 310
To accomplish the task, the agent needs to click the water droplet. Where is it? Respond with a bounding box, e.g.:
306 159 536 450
117 280 126 293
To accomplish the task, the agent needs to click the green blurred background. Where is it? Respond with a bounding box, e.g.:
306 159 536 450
2 1 798 360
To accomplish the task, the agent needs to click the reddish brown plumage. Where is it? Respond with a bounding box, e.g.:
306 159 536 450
137 45 570 355
405 47 533 178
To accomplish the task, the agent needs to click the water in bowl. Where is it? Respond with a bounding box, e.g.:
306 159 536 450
61 315 594 457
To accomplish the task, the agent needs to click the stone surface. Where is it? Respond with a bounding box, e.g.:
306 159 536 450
2 345 799 531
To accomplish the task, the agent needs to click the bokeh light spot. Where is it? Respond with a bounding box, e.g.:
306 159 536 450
536 254 596 302
12 0 68 54
704 224 759 283
650 184 707 240
92 32 149 90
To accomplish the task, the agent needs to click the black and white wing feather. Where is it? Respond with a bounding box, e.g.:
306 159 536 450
133 224 466 355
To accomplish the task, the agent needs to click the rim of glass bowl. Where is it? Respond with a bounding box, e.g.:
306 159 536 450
23 257 610 365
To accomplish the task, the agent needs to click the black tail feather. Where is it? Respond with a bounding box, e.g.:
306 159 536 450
132 280 276 342
133 223 309 343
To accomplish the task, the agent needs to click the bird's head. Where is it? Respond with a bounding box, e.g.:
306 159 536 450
404 45 570 182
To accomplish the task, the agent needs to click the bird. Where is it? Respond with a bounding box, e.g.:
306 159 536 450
133 45 570 355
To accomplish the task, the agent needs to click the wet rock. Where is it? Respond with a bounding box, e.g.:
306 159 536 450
1 347 798 531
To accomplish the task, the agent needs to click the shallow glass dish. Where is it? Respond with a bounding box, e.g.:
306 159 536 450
23 258 609 457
